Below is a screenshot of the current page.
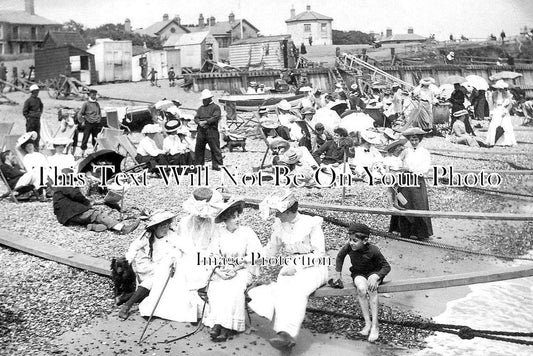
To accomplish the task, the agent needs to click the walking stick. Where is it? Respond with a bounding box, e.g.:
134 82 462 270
138 261 176 344
341 150 347 204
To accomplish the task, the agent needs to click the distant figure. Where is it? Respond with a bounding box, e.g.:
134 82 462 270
449 34 454 42
446 51 455 64
0 62 7 93
300 43 307 55
308 35 313 46
168 67 176 87
460 34 468 41
490 33 497 41
500 30 506 44
507 55 515 66
149 68 158 86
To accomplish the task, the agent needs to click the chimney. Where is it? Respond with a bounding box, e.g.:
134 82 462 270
229 12 235 23
25 0 35 15
163 13 169 21
209 16 216 26
124 18 131 33
174 15 181 25
306 5 311 11
386 28 392 38
407 27 413 34
199 13 204 27
290 6 295 18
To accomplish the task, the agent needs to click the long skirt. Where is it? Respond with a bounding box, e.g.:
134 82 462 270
203 269 253 332
248 265 328 338
136 154 169 173
167 152 193 166
389 176 433 239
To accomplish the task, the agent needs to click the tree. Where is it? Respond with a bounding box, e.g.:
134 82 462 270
332 30 373 45
63 20 85 34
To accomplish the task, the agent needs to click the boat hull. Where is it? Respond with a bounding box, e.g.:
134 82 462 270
218 93 305 112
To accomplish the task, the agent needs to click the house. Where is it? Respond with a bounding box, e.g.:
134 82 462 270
87 39 132 83
131 46 175 82
377 28 427 44
184 13 260 48
285 5 333 46
134 14 190 43
163 31 218 70
229 35 296 69
0 0 61 55
34 31 96 84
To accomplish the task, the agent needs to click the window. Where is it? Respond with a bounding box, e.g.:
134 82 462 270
321 23 327 38
304 24 311 32
12 26 19 38
170 27 176 33
31 27 36 40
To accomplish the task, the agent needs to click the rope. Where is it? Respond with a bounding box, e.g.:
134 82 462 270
306 307 533 346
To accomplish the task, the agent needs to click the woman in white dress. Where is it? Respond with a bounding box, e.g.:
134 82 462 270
486 88 516 147
119 211 178 319
249 191 328 351
203 199 263 342
138 188 223 322
17 131 49 200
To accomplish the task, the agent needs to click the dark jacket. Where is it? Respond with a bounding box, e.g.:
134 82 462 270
449 89 465 113
53 187 91 225
335 243 391 280
0 163 24 189
312 138 353 165
23 96 43 119
78 101 102 124
194 102 221 130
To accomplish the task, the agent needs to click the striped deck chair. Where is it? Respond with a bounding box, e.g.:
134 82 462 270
0 123 14 151
106 110 131 133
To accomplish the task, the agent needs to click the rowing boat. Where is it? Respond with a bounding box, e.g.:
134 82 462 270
218 93 306 112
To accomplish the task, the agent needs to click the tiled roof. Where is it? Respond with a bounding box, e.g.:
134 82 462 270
0 11 59 25
135 19 189 37
231 35 291 45
285 10 333 23
44 31 87 50
132 45 150 56
163 31 211 47
186 19 259 36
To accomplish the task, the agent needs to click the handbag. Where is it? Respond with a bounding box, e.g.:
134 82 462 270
495 126 505 143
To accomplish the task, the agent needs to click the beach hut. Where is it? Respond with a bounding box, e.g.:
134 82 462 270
131 46 174 82
87 39 132 83
163 31 218 71
229 35 295 70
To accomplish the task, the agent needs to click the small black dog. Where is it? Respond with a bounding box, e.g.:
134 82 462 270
223 135 247 152
110 257 136 306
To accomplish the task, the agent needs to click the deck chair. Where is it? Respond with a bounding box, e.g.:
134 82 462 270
0 123 14 150
116 135 140 164
106 110 131 134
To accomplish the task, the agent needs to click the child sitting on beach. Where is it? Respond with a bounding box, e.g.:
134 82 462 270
333 223 391 342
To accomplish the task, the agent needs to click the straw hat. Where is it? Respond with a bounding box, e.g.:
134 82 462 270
52 137 72 146
269 137 290 151
493 80 509 89
419 77 435 86
259 190 298 219
382 128 399 140
361 130 382 145
452 109 469 117
29 84 39 91
299 86 312 92
258 106 268 115
260 117 280 129
277 100 291 111
402 127 426 137
146 210 176 229
214 199 245 223
141 124 162 134
17 131 38 147
300 106 316 115
279 148 303 165
384 139 407 153
182 188 224 218
201 89 214 100
164 119 182 133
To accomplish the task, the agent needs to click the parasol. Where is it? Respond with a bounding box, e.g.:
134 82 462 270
310 108 341 135
465 75 489 90
489 71 522 81
440 75 467 85
77 149 125 174
339 112 375 134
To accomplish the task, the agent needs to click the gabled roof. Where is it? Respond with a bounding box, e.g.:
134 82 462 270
163 31 212 47
0 11 59 25
186 19 260 37
135 19 189 37
132 45 151 56
231 35 291 46
378 33 427 43
285 9 333 23
43 31 87 50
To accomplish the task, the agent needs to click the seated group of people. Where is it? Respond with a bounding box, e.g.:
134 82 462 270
119 188 391 351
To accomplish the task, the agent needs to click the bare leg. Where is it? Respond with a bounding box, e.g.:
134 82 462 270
368 290 379 342
353 276 371 335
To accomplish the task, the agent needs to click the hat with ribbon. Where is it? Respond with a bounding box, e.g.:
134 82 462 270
279 148 303 165
16 131 38 148
182 188 224 219
164 119 182 133
258 190 298 220
269 137 290 151
361 130 382 145
402 127 426 137
52 137 72 146
277 100 291 111
146 210 177 229
214 198 245 223
301 106 316 115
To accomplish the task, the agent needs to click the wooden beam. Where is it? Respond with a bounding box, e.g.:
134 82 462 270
0 78 30 93
313 265 533 296
428 148 528 156
240 197 533 220
1 229 531 297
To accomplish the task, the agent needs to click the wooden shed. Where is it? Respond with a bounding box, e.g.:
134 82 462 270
229 35 296 70
34 45 97 84
87 39 132 83
163 31 218 70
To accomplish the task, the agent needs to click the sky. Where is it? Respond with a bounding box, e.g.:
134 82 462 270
1 0 532 40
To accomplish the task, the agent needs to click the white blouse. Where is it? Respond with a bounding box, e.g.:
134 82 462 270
349 146 383 170
137 136 165 157
163 135 192 155
401 146 431 176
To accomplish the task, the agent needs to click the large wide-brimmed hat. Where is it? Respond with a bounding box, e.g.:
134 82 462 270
277 100 291 111
258 190 298 219
382 127 399 140
360 130 382 145
164 119 182 133
16 131 38 148
201 89 214 100
383 139 407 153
269 137 290 151
52 137 72 146
214 198 245 223
141 124 162 134
146 210 177 229
419 77 435 86
279 148 303 165
182 188 224 218
301 106 316 115
402 127 426 137
260 117 280 129
492 80 509 89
